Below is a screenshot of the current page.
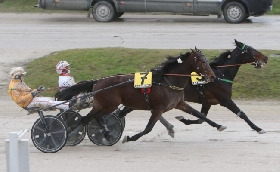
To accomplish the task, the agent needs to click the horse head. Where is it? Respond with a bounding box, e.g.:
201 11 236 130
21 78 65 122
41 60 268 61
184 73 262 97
190 47 215 82
234 39 268 69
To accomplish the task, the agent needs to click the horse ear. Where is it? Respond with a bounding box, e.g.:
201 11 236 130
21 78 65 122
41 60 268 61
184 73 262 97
195 46 198 51
235 39 242 47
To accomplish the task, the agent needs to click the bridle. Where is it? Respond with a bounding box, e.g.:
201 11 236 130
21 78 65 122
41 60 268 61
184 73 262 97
234 44 261 68
214 44 261 68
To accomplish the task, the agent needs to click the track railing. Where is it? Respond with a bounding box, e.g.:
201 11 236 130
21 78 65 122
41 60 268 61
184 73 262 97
5 129 30 172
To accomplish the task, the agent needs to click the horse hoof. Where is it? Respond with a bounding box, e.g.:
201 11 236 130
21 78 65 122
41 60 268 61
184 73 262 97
168 125 175 138
218 125 227 131
122 136 128 143
168 131 174 138
258 129 267 134
175 116 184 121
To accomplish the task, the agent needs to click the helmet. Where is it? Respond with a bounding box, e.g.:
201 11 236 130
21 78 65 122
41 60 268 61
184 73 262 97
56 61 70 75
10 67 27 79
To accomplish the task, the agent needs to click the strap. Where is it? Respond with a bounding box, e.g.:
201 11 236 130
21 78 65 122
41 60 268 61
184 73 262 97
164 77 184 90
218 78 233 83
142 88 151 110
169 85 184 90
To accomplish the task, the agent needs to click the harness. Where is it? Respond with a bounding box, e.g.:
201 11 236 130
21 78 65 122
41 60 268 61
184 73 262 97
134 72 153 110
133 71 201 110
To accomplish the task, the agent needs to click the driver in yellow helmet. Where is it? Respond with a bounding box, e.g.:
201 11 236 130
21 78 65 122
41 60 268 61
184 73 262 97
8 67 70 111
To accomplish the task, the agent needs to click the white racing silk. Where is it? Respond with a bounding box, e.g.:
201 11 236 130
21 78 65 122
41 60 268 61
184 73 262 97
58 76 76 91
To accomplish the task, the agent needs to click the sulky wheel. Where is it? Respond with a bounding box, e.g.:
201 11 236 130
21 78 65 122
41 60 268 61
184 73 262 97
57 111 86 146
119 116 126 129
31 115 67 153
87 113 123 146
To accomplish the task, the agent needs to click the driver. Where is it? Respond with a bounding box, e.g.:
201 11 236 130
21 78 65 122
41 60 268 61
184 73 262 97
56 61 92 109
8 67 70 111
56 61 76 91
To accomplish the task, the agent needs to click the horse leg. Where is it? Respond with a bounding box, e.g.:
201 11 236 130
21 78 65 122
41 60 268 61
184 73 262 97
220 99 266 134
176 102 226 131
119 107 174 138
175 104 211 125
122 110 162 143
159 116 174 138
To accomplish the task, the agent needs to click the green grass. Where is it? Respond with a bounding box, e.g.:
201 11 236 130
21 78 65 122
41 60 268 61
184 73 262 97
0 0 279 14
269 0 280 14
24 48 280 100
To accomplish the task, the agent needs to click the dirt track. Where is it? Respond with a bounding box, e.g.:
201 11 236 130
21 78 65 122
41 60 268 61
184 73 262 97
0 96 279 172
0 13 280 172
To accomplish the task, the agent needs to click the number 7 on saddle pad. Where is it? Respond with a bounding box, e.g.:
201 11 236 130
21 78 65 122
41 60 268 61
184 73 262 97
134 72 152 88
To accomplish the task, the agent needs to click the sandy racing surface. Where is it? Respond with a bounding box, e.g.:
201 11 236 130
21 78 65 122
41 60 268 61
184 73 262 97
0 97 279 172
0 13 280 171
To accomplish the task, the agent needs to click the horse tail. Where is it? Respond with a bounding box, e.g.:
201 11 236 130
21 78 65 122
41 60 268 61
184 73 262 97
57 79 99 101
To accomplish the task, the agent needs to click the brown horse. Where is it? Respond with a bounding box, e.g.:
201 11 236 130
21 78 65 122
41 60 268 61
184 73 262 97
60 47 227 143
119 39 268 135
175 39 268 134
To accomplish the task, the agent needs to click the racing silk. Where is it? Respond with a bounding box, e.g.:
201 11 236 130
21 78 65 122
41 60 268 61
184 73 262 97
58 75 76 91
8 79 36 108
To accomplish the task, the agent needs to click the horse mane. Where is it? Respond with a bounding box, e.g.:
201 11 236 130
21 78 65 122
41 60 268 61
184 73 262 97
151 52 191 82
152 52 191 73
209 51 232 67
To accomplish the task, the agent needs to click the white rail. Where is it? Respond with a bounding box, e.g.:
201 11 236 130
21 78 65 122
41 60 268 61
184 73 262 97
5 129 30 172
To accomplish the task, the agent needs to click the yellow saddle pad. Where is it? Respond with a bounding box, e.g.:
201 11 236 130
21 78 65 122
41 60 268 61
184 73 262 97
134 72 152 88
191 72 207 85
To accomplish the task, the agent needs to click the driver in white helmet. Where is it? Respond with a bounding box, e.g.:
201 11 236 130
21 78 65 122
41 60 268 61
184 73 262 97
56 61 92 109
8 67 70 112
56 61 76 91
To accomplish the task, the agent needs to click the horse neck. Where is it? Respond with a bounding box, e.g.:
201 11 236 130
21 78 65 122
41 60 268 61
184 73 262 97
165 60 194 88
216 50 244 81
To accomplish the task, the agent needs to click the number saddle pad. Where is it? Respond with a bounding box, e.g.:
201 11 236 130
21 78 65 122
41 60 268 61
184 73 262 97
191 72 207 85
134 72 152 88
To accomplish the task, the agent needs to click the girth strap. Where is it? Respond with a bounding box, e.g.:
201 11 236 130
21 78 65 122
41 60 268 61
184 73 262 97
142 88 151 110
196 84 204 104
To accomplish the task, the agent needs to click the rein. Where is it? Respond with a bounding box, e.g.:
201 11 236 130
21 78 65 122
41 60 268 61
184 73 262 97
213 62 254 68
164 73 201 77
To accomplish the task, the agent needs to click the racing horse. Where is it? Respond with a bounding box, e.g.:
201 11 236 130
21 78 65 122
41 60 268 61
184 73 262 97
176 39 268 133
60 47 226 143
120 39 268 134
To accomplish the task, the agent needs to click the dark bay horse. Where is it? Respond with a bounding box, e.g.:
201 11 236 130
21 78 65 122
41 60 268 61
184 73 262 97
119 39 267 135
60 48 227 143
176 39 268 134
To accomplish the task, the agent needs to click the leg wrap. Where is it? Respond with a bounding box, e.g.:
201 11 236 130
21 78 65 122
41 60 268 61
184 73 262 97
237 111 248 120
119 107 133 118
